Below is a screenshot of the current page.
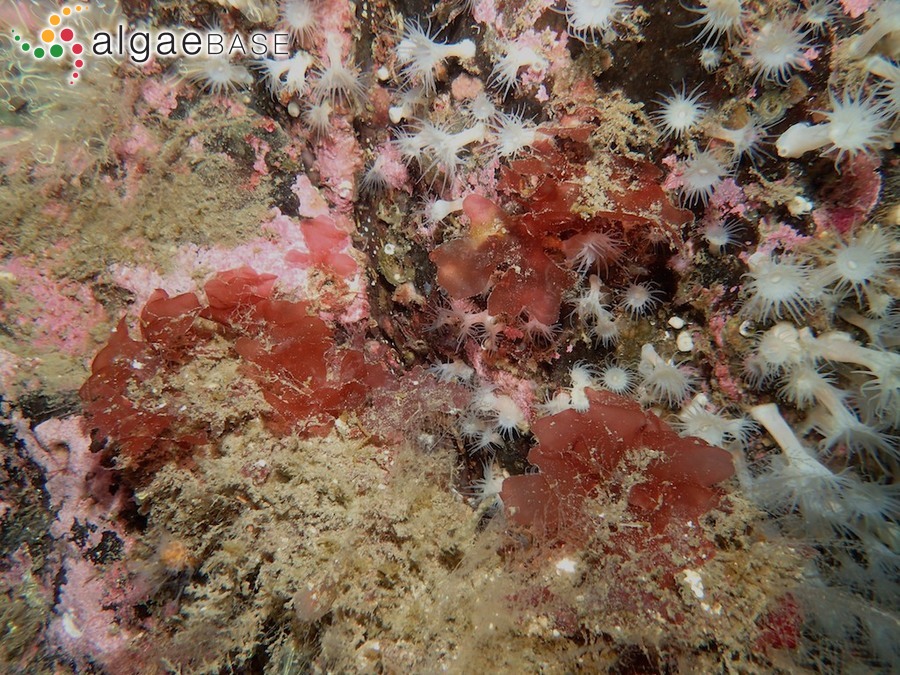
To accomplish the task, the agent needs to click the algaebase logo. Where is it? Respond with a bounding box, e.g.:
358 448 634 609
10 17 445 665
10 4 87 85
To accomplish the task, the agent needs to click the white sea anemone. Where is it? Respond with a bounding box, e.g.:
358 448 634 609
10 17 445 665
817 227 897 306
651 84 708 139
396 22 475 93
677 394 754 447
429 359 475 383
639 343 695 407
279 0 317 43
475 388 528 437
257 50 314 96
678 148 731 205
744 16 813 84
488 110 540 160
619 281 663 317
709 114 770 163
699 47 723 71
465 462 507 507
569 362 598 412
683 0 746 45
490 39 548 97
741 252 819 323
303 99 332 136
397 119 486 184
701 218 743 254
597 361 635 395
775 89 893 165
180 55 253 95
564 232 624 275
312 39 366 107
564 0 631 44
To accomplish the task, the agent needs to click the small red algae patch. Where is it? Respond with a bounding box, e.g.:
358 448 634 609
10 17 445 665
285 215 359 277
501 389 734 543
80 267 385 476
756 595 802 651
430 138 692 336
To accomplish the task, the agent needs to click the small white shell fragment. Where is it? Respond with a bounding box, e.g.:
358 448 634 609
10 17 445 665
62 611 84 638
668 316 685 329
555 558 577 574
287 101 301 118
376 66 390 81
739 320 754 337
676 330 694 352
680 569 705 599
787 195 813 216
334 418 351 438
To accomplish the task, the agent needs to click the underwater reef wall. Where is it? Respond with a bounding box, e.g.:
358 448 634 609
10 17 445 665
0 0 897 673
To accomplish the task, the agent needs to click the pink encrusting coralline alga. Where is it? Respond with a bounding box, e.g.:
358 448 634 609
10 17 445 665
0 258 107 357
1 0 897 672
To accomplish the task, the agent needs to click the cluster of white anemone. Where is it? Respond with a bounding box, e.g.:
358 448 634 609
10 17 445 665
181 0 366 132
650 0 896 218
431 300 505 352
738 336 899 669
741 226 897 324
738 219 898 665
536 348 695 417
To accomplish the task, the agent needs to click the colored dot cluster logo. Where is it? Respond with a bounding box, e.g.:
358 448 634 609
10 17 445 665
10 5 88 84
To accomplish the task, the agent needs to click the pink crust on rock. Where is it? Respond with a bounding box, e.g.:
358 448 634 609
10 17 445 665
714 361 744 400
140 79 180 118
49 557 136 672
708 312 728 349
0 258 107 356
372 141 411 192
17 415 126 540
248 136 271 178
108 123 161 201
314 115 363 215
110 210 369 324
291 174 331 218
110 123 159 163
0 348 19 391
488 369 538 423
513 30 552 89
472 0 501 28
751 221 811 257
14 414 136 670
543 28 574 78
708 178 749 217
451 74 484 100
811 153 882 235
315 3 354 54
840 0 873 18
661 154 684 191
